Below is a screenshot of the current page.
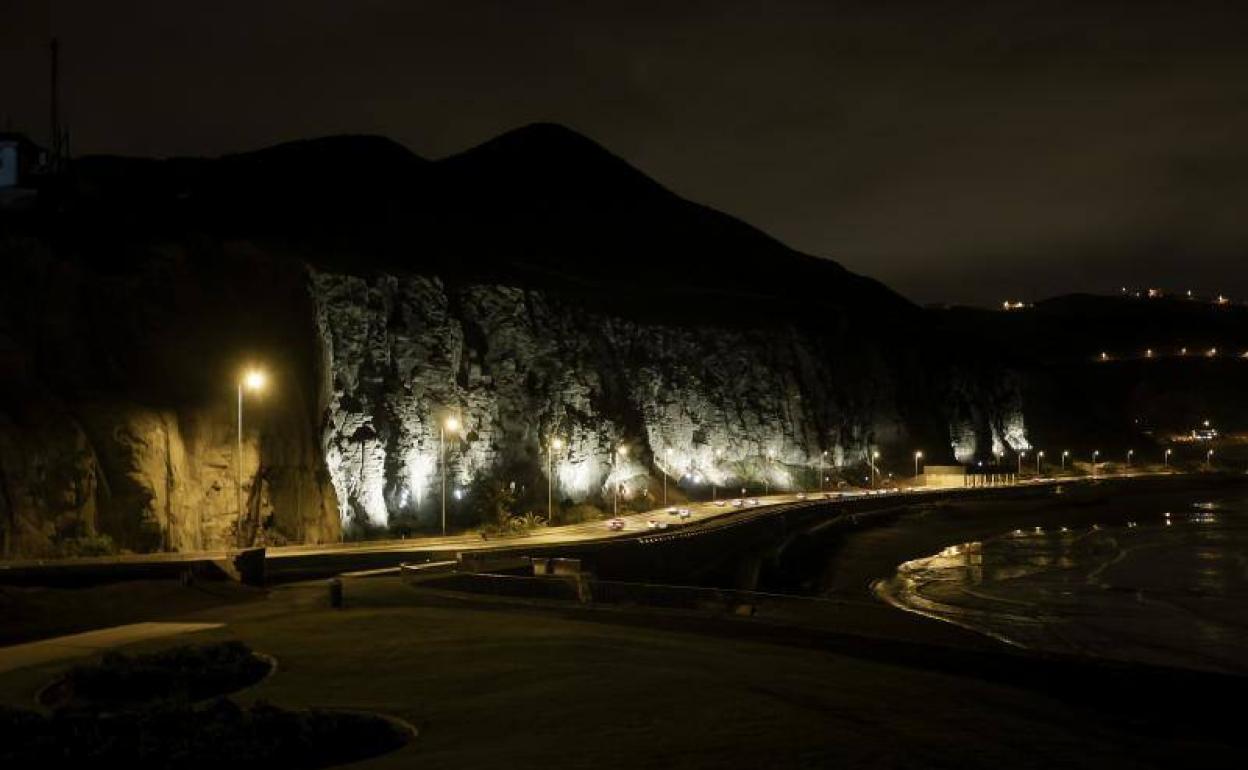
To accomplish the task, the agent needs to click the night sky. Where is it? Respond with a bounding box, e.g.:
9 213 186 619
4 1 1247 306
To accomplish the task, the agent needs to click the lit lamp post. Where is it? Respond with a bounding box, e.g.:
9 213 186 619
236 368 267 544
547 437 563 525
663 448 671 507
1126 449 1134 468
441 415 460 536
1164 448 1172 468
1017 450 1026 476
819 450 827 493
1092 450 1100 477
614 445 628 515
1061 450 1069 470
1037 450 1044 474
712 448 721 502
1206 449 1214 470
765 450 774 495
914 450 923 478
871 450 880 489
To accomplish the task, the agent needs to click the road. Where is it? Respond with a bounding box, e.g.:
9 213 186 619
0 471 1188 584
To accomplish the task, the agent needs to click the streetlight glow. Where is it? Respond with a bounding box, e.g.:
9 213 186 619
242 369 266 392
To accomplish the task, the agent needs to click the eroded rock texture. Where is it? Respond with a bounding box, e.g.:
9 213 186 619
313 270 1028 530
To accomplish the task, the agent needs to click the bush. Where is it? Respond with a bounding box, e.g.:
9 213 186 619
560 503 605 524
52 532 118 558
47 641 271 711
0 699 408 769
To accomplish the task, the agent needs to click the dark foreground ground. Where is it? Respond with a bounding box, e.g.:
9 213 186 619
3 476 1246 768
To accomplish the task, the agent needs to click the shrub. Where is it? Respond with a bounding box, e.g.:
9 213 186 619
0 699 407 769
560 503 605 524
48 641 271 711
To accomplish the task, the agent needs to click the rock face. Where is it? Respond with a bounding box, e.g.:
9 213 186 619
0 237 340 559
313 270 1029 531
0 124 1041 556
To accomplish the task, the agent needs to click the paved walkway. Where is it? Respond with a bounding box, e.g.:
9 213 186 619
0 622 224 674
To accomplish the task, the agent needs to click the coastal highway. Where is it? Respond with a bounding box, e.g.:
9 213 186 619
0 471 1187 585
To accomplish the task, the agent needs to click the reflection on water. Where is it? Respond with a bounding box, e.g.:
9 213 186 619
875 499 1248 673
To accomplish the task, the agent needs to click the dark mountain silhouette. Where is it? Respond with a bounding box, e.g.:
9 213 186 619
59 123 913 326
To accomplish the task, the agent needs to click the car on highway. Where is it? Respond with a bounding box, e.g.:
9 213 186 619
714 499 727 507
647 519 658 529
732 499 744 507
796 493 807 500
606 518 626 531
679 508 692 519
748 498 760 506
666 506 678 514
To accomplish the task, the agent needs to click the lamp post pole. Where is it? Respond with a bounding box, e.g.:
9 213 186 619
1092 450 1100 477
236 382 243 535
1037 451 1044 474
1164 448 1171 468
548 437 562 525
441 415 460 537
614 445 628 516
663 449 669 507
1061 450 1069 470
713 449 721 502
236 369 266 547
765 450 775 495
914 450 923 478
871 451 880 489
1017 451 1025 476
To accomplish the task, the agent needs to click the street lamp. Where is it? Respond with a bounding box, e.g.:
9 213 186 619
547 437 563 525
441 415 461 536
614 445 628 515
1126 449 1134 468
1206 448 1214 470
1092 450 1100 477
1164 448 1172 467
1017 450 1026 475
765 450 775 495
914 450 923 478
236 368 266 545
871 450 880 489
1061 450 1069 470
1037 450 1044 474
712 448 722 502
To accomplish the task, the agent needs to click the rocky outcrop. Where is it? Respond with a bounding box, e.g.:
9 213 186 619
313 270 1029 530
0 237 340 558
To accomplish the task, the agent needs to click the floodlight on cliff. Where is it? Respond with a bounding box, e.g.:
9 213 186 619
235 367 268 547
